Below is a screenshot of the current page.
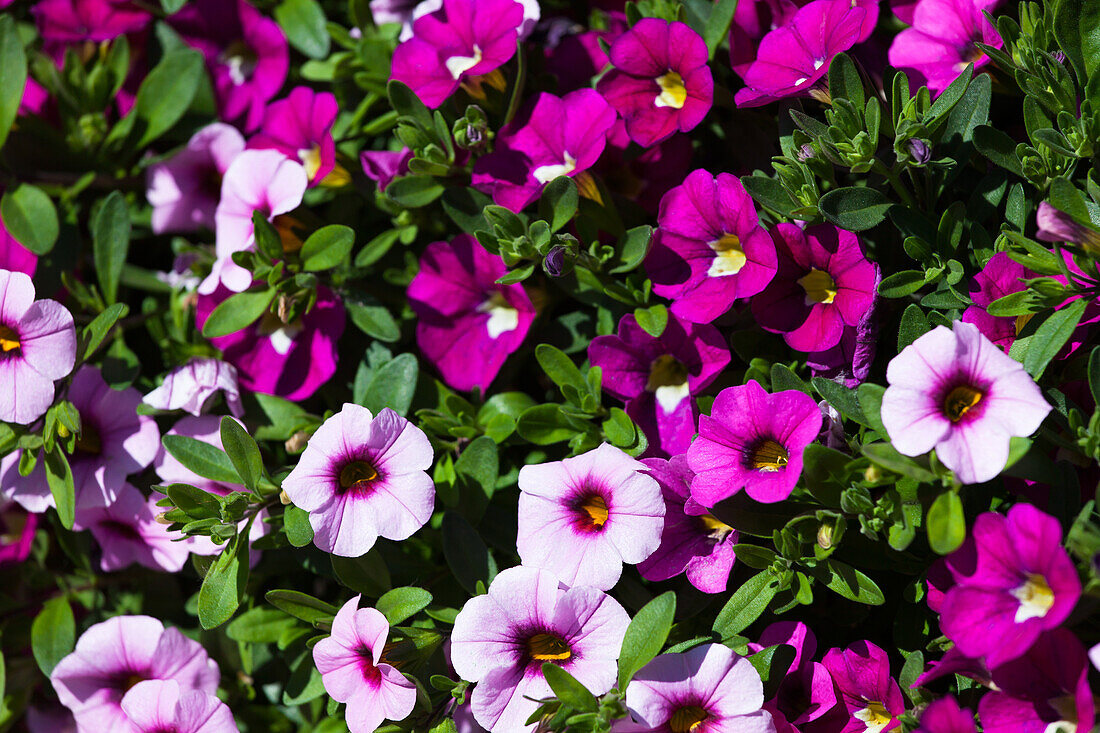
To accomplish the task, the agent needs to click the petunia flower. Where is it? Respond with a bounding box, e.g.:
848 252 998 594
281 403 435 558
248 87 339 186
687 380 823 507
938 503 1081 668
959 253 1036 353
915 696 977 733
588 314 730 456
51 615 220 733
450 565 630 732
516 443 665 590
887 0 1002 94
313 596 417 733
143 358 244 417
0 213 37 276
389 0 525 109
146 123 245 235
120 680 237 733
33 0 150 43
751 223 878 354
407 234 536 393
646 170 778 324
595 18 714 148
403 0 540 42
471 89 617 212
0 268 76 425
880 321 1052 484
76 484 194 573
746 622 839 728
820 640 905 733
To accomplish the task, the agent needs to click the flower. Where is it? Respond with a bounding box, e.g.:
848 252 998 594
687 380 823 507
1036 200 1100 254
281 403 435 558
143 358 244 417
313 596 417 733
960 253 1035 353
450 565 630 732
621 644 776 733
407 234 537 393
937 503 1081 668
805 291 880 388
248 87 339 185
646 170 778 324
588 313 730 456
405 0 540 42
751 223 878 354
915 696 977 733
0 268 76 424
1 209 38 276
34 0 150 42
517 443 664 590
880 321 1052 484
76 484 194 573
146 123 245 235
120 680 237 733
360 148 413 190
390 0 525 108
748 622 839 728
595 19 713 148
51 615 220 733
820 641 905 733
0 500 37 566
471 89 617 212
596 119 693 215
887 0 1002 94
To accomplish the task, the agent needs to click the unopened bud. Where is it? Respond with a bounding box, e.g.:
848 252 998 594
285 430 309 453
543 246 569 277
864 464 884 482
817 522 834 549
907 138 931 165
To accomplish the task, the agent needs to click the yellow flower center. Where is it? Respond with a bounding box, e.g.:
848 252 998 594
1010 573 1055 622
943 385 983 422
298 145 323 181
707 233 747 277
0 324 19 354
575 493 609 530
699 513 735 540
338 460 379 493
854 701 893 733
797 268 838 304
669 706 709 733
749 439 789 472
446 44 483 80
655 71 688 109
527 633 572 662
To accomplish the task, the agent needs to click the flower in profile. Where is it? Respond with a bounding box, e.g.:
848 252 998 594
120 680 237 733
143 358 244 417
938 503 1081 668
888 0 1002 94
1036 200 1100 254
51 616 220 733
249 87 340 186
595 19 713 147
146 123 245 235
407 234 537 393
915 696 977 733
390 0 525 108
646 170 778 324
281 403 435 558
687 381 822 507
471 90 617 212
959 253 1035 353
0 212 38 276
76 484 194 573
0 269 77 425
751 223 878 354
33 0 150 42
313 595 417 733
588 314 730 456
621 644 775 733
880 321 1051 484
517 443 664 590
360 148 413 191
451 566 629 732
821 641 905 733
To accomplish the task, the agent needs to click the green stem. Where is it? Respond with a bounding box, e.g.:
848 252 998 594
873 160 919 210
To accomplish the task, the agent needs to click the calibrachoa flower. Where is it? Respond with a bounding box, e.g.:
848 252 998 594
313 595 417 733
34 0 150 42
888 0 1002 94
407 234 537 392
821 641 905 733
0 268 76 425
937 503 1081 668
450 566 630 732
120 680 237 733
517 443 664 590
0 213 37 276
0 500 37 566
960 253 1035 353
143 358 244 417
646 170 778 324
249 86 339 185
805 294 879 388
390 0 525 108
588 313 730 456
360 147 413 190
621 644 776 733
76 484 194 573
747 622 839 729
281 403 435 558
752 223 878 354
471 89 617 212
916 696 977 733
687 380 823 507
880 321 1052 484
595 19 713 148
1036 200 1100 254
51 616 220 733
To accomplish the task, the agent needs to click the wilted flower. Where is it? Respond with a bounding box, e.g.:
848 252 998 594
146 123 245 235
143 358 244 417
249 86 340 185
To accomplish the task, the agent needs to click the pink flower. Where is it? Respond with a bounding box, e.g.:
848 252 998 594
0 500 37 567
915 696 977 733
960 253 1035 353
1036 200 1100 252
120 680 237 733
146 123 245 235
248 86 339 185
360 148 413 190
76 484 194 573
143 358 243 417
313 596 417 733
0 210 38 277
33 0 150 42
821 641 905 733
887 0 1002 94
747 622 839 728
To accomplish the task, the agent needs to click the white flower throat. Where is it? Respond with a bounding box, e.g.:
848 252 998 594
477 292 519 339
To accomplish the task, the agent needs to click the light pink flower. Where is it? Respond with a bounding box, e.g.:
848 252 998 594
143 358 243 417
121 680 237 733
146 123 245 235
76 484 194 573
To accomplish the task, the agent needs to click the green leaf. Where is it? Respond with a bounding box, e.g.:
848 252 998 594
812 560 885 605
274 0 330 58
941 73 991 148
376 587 432 626
712 571 780 640
161 434 241 485
164 483 222 520
442 512 494 595
828 53 864 110
91 192 131 304
219 417 262 492
517 404 585 445
748 644 797 697
1088 347 1100 407
927 64 971 121
1021 300 1089 379
201 288 275 338
855 383 888 437
0 15 26 152
861 443 937 482
331 550 392 597
811 378 866 425
252 212 282 261
265 590 338 625
603 407 638 448
198 524 251 629
535 344 588 395
538 176 579 233
542 664 598 712
387 80 434 131
704 0 740 56
128 48 204 148
346 298 401 342
441 188 492 234
878 269 927 298
898 304 931 350
927 490 966 555
741 175 799 217
300 225 354 271
818 187 893 231
974 125 1024 177
363 353 418 416
385 175 444 208
1053 0 1100 86
31 597 74 676
617 591 676 689
610 225 653 274
634 304 668 337
160 0 188 12
282 652 325 705
44 449 75 530
1 184 58 255
81 303 129 360
227 607 299 643
283 505 314 547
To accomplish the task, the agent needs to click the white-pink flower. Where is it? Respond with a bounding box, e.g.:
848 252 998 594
143 358 243 417
146 122 245 234
120 680 237 733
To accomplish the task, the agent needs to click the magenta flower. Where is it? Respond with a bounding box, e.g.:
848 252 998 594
51 616 220 733
916 696 977 733
360 148 413 191
313 595 417 733
120 680 236 733
0 269 76 425
171 0 289 130
888 0 1002 94
472 89 617 212
0 500 37 567
596 119 693 215
805 297 879 388
450 566 630 732
143 358 243 417
76 484 193 573
249 87 339 185
881 321 1051 484
407 234 536 393
544 12 627 92
688 380 823 507
751 223 878 354
196 284 345 402
1036 200 1100 252
390 0 525 108
621 644 775 733
34 0 150 42
728 0 804 77
746 622 839 728
146 123 245 235
517 443 664 590
646 170 778 324
960 253 1035 353
595 19 713 148
821 641 905 733
938 503 1081 668
0 214 37 277
281 403 435 558
588 314 730 457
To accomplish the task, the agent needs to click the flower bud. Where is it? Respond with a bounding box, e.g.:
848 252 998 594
907 138 931 165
